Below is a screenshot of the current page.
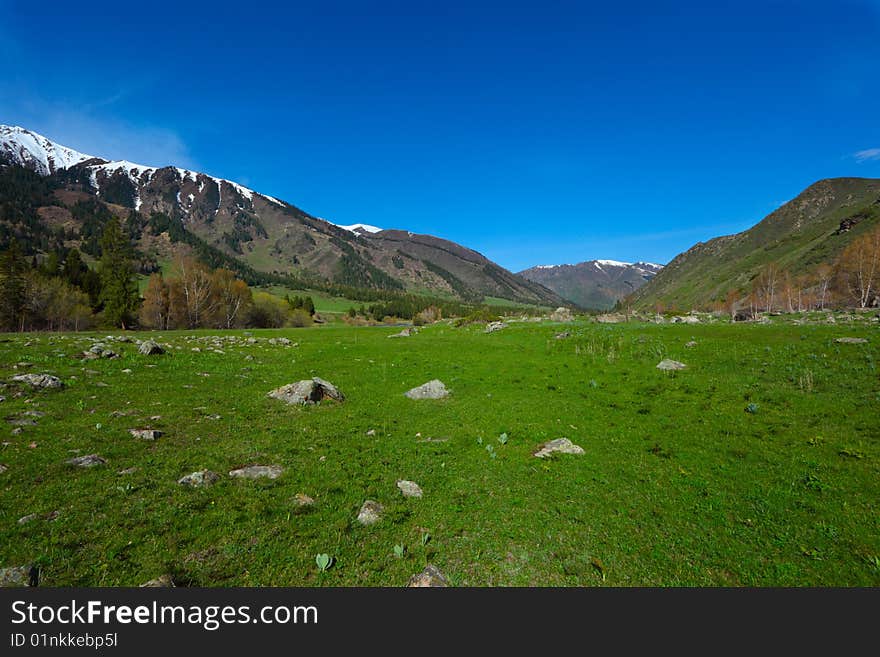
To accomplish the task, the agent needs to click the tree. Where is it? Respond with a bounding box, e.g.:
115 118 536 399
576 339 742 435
754 263 779 313
303 296 315 316
212 269 252 328
723 288 739 320
0 239 27 332
140 273 172 329
99 218 139 328
815 264 833 310
837 226 880 308
174 255 217 328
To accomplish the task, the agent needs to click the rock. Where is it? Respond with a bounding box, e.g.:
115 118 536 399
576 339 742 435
834 337 868 344
129 429 162 440
550 307 574 322
229 464 283 480
366 429 376 436
268 337 292 345
11 373 63 389
17 513 38 525
118 467 137 475
672 315 700 324
405 379 449 400
0 463 7 474
66 454 106 468
657 359 687 371
484 321 507 333
138 340 165 355
293 493 315 508
140 574 174 587
685 341 698 348
178 470 221 487
554 331 571 339
397 480 423 498
534 438 585 458
407 565 449 587
389 328 414 338
267 378 345 405
86 343 118 359
357 500 384 525
596 313 626 324
0 565 38 587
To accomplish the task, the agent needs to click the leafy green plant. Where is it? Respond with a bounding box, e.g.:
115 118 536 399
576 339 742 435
393 544 405 558
421 532 431 547
315 553 334 572
745 403 759 414
498 432 509 445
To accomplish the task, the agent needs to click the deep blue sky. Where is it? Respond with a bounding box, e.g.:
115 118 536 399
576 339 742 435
2 0 879 271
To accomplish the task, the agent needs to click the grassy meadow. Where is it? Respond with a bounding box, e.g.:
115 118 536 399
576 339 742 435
0 319 878 586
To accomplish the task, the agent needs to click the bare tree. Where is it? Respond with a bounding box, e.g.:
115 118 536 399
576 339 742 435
753 263 778 313
212 269 252 329
174 256 217 328
837 226 880 308
815 264 833 310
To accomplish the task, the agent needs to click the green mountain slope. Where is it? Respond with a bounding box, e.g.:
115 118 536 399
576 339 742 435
632 177 880 310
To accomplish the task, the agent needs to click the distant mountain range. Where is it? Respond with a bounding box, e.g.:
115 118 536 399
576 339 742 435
0 125 563 307
519 260 663 310
631 177 880 310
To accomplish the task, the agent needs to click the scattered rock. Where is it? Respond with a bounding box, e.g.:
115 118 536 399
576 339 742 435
407 565 449 587
66 454 106 468
550 307 574 322
657 359 687 371
140 574 174 588
672 315 700 324
268 337 292 345
596 313 626 324
17 513 38 525
85 344 119 359
389 328 414 338
118 467 137 475
397 480 423 498
405 379 449 400
834 337 868 344
0 565 38 587
554 331 571 339
178 470 221 488
685 341 698 348
293 493 316 508
267 378 345 405
229 464 283 480
11 373 63 389
534 438 585 458
357 500 384 525
129 429 162 440
484 321 507 333
138 340 165 356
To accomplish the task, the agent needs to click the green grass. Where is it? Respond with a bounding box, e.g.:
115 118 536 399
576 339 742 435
262 286 363 314
0 321 878 586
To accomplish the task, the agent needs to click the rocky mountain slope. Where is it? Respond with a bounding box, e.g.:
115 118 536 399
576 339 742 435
0 125 563 306
519 259 663 309
630 177 880 310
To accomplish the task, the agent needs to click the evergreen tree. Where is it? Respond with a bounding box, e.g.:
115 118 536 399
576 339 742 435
0 239 27 332
99 218 139 328
303 296 315 316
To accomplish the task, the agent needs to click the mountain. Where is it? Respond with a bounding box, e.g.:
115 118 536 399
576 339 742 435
0 125 563 307
519 259 663 309
631 177 880 311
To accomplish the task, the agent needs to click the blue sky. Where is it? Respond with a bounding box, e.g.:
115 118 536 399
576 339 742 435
2 0 879 271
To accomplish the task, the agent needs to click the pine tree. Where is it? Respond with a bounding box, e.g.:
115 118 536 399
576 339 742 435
303 296 315 316
99 218 139 328
0 239 27 332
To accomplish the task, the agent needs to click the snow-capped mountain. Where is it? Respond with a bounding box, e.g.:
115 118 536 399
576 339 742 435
0 124 564 306
519 259 664 310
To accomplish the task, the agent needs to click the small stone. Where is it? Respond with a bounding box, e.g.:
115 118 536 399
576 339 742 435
178 470 221 488
834 337 868 344
11 374 63 389
555 331 571 339
657 359 687 371
357 500 384 525
293 493 315 507
0 565 38 587
122 369 132 374
484 321 507 333
685 341 698 348
534 438 585 458
66 454 106 468
397 480 423 498
268 378 345 405
407 565 449 587
0 464 7 474
130 429 162 440
388 328 414 338
138 340 165 355
405 379 449 400
118 467 137 475
140 574 174 587
17 513 38 525
229 464 283 479
366 429 376 436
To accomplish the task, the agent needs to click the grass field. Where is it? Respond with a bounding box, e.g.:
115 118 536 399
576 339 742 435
0 320 878 586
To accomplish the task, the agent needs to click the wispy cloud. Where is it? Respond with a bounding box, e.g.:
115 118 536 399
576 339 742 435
854 148 880 162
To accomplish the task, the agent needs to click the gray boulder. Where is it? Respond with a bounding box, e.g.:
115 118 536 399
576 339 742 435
534 438 585 458
138 340 165 355
66 454 106 468
130 429 162 440
268 378 345 405
405 379 449 400
11 373 63 389
140 574 174 587
229 464 283 480
550 307 574 322
407 565 449 587
397 480 423 498
484 321 507 333
657 359 687 371
178 470 221 488
0 565 38 587
834 337 868 344
357 500 384 525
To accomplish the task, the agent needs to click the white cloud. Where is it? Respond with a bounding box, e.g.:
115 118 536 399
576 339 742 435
854 148 880 162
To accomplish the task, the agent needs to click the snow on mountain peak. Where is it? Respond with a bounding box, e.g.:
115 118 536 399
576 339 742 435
595 259 632 268
332 222 383 235
0 125 96 175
